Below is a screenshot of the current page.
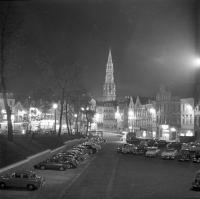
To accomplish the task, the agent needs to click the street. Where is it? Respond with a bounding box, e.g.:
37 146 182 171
61 133 200 199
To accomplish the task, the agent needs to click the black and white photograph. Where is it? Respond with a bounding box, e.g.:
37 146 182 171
0 0 200 198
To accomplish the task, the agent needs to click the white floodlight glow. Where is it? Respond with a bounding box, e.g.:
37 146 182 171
193 57 200 68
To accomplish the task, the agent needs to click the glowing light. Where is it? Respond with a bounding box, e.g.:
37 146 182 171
22 129 25 134
1 109 6 114
128 110 134 119
11 115 15 122
186 130 193 136
180 133 185 136
152 131 156 138
170 127 176 132
193 57 200 67
143 131 146 137
149 108 156 115
81 107 85 111
115 111 120 119
185 104 193 112
74 114 78 118
94 113 100 122
53 103 58 109
161 125 169 130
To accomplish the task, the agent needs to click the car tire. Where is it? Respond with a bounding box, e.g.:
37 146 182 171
59 166 65 171
0 182 6 189
66 164 71 169
40 165 46 170
27 184 35 191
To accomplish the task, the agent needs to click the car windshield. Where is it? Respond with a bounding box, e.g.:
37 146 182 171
148 148 157 151
166 149 175 152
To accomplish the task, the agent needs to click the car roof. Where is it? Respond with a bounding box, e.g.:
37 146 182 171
14 170 35 174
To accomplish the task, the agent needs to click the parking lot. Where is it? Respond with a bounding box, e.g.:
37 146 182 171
61 135 200 199
0 157 92 199
0 137 103 199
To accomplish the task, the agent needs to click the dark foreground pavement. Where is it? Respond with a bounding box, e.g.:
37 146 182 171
61 137 200 199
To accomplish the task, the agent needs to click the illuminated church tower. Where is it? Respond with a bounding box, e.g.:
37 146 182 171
103 49 116 101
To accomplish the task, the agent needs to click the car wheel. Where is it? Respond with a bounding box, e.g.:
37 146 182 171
27 184 35 191
59 166 65 171
0 182 6 189
66 164 71 169
40 165 46 170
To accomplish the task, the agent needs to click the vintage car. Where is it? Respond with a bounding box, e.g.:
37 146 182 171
157 140 168 148
0 170 45 190
132 146 147 155
192 170 200 190
166 142 182 150
161 148 178 160
177 149 191 161
192 151 200 163
145 147 160 157
116 144 123 153
121 144 137 154
34 159 72 170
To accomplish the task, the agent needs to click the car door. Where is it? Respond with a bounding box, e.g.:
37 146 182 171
21 173 30 188
10 173 22 188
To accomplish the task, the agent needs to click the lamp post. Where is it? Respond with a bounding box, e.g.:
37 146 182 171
53 103 58 132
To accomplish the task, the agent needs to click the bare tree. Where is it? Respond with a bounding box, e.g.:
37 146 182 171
0 3 18 141
36 52 84 136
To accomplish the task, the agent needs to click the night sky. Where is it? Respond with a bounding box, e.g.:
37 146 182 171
7 0 197 99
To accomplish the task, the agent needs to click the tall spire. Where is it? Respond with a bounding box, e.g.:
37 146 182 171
129 96 134 109
135 96 141 106
103 49 116 101
107 48 113 70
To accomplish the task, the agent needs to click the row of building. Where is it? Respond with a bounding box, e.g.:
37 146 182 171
0 49 199 141
93 50 198 142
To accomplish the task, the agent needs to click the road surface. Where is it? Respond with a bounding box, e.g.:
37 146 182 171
61 133 200 199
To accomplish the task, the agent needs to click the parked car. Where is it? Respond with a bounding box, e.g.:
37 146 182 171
53 153 80 165
34 159 70 170
167 142 182 150
177 149 190 161
161 148 178 160
192 170 200 190
132 146 147 155
145 147 160 157
0 170 45 190
121 144 136 154
116 145 123 153
147 139 156 147
192 151 200 163
157 140 167 148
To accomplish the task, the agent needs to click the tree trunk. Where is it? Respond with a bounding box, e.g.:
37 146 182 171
58 88 65 136
69 117 72 134
75 115 79 134
65 102 70 134
0 11 13 142
86 113 89 136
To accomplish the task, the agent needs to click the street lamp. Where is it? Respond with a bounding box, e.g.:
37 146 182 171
193 57 200 68
53 103 58 132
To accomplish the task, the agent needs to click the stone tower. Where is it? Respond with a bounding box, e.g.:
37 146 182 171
103 49 116 101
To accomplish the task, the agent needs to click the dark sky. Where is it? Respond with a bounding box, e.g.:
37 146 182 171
8 0 197 99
